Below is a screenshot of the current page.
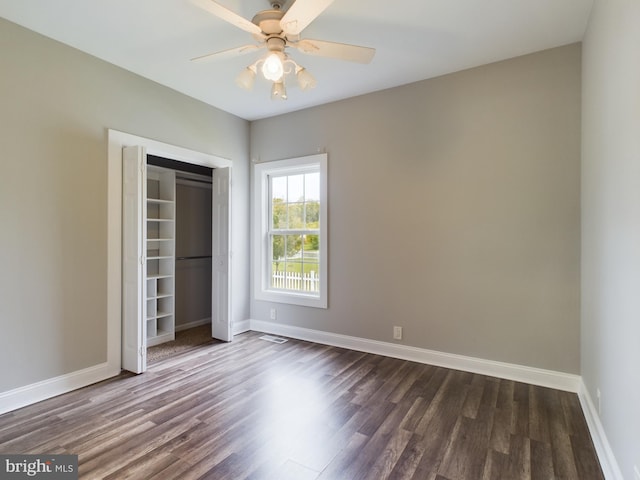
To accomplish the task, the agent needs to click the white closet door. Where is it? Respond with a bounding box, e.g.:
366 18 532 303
212 167 232 341
122 146 147 373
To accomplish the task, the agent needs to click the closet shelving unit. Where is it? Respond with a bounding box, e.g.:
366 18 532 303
145 166 176 347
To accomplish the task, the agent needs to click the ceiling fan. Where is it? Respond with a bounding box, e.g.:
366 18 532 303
191 0 376 100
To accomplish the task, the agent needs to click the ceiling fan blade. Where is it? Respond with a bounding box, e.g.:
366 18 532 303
280 0 335 36
191 0 263 36
292 39 376 64
191 44 264 63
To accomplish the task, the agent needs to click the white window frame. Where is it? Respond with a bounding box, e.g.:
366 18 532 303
253 153 327 308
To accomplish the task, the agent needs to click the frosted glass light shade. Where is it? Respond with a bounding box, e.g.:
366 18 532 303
296 68 317 91
236 67 256 90
262 53 284 81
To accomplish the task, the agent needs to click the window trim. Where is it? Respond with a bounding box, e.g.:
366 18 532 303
253 153 328 308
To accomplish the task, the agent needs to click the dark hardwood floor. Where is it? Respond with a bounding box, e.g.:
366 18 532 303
0 332 603 479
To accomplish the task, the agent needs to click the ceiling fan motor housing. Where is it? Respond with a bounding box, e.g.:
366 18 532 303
252 9 285 36
265 36 286 53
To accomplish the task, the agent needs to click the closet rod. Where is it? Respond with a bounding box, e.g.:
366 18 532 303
176 176 212 185
176 255 212 261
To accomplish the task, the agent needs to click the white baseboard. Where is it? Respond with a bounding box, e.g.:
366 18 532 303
0 362 120 415
175 317 211 332
175 318 251 336
249 320 581 393
578 382 624 480
233 319 251 335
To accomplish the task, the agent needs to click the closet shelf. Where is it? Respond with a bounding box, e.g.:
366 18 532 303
155 327 172 337
148 293 173 300
145 165 176 348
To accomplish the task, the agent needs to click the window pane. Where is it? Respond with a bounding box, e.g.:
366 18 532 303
271 176 287 202
288 174 304 203
304 234 319 257
272 234 285 263
285 234 302 291
285 234 302 260
305 172 320 202
271 176 287 229
305 200 319 228
302 235 320 292
270 233 322 292
288 202 304 229
271 234 285 289
272 198 286 229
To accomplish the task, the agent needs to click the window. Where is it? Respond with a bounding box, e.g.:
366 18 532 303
253 154 327 308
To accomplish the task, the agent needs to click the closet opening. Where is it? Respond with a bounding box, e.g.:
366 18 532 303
147 154 215 363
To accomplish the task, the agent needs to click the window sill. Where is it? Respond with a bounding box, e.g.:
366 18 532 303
255 289 327 309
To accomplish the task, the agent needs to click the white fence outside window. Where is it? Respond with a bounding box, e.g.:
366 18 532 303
271 270 319 292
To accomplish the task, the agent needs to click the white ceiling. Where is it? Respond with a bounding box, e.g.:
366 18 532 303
0 0 593 121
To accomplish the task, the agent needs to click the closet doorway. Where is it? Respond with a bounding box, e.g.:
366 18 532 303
121 142 231 374
150 156 214 362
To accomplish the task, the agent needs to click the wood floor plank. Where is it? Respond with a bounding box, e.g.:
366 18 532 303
438 413 492 480
570 428 605 480
365 427 414 480
496 379 515 411
461 374 486 419
409 374 472 479
512 383 530 438
347 397 420 480
292 397 372 473
266 459 320 480
488 404 512 455
503 434 531 480
530 438 555 480
481 449 509 480
315 432 369 480
103 451 180 480
528 385 552 444
387 433 426 480
0 331 603 480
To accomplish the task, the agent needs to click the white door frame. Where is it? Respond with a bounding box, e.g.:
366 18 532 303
107 129 232 373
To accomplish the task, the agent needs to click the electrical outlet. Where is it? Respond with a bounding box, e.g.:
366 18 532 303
270 308 277 320
596 388 601 415
393 326 402 340
633 465 640 480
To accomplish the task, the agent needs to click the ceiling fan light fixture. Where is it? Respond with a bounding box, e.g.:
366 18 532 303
296 67 316 91
271 81 287 100
235 65 257 90
193 0 377 101
261 53 284 81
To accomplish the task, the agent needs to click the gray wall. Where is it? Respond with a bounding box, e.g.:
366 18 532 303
582 0 640 477
0 17 250 392
251 44 582 374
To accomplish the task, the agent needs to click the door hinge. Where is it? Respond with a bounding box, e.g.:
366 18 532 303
140 256 145 265
139 346 145 357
